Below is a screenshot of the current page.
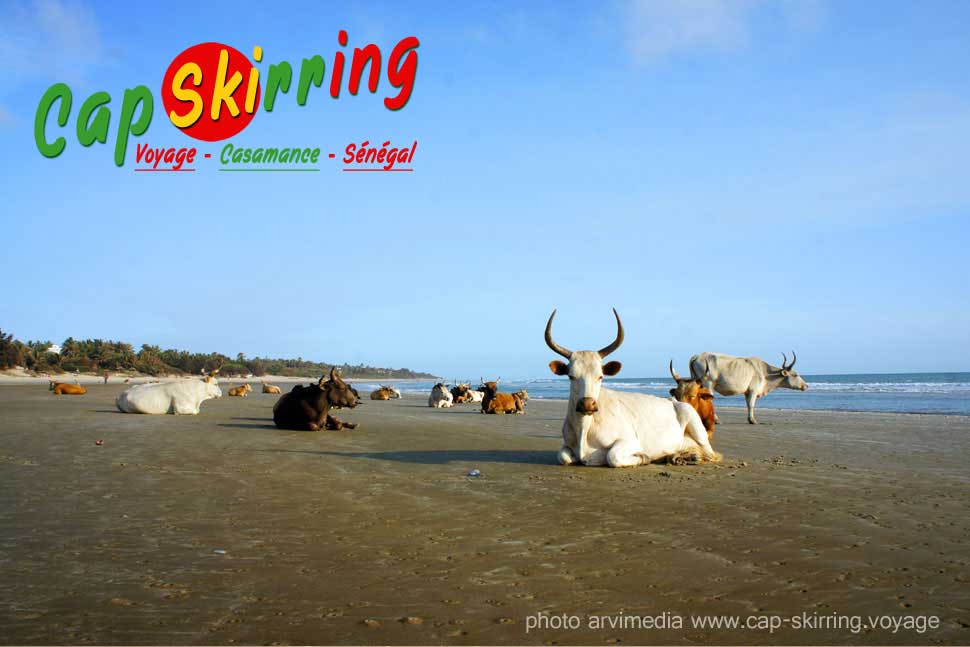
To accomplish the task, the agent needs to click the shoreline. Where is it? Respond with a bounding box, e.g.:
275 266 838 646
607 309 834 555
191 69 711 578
4 374 967 418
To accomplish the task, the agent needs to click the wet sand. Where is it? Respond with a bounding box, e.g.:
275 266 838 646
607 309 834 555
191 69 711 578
0 384 968 645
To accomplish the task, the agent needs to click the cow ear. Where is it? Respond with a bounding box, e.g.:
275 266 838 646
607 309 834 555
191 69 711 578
602 361 622 376
549 360 569 376
669 388 677 397
699 392 714 400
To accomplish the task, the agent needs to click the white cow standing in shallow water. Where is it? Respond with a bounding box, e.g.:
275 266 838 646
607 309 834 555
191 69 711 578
116 375 223 414
545 309 721 467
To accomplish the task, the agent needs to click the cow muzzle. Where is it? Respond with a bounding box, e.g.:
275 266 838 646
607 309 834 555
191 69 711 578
575 397 598 415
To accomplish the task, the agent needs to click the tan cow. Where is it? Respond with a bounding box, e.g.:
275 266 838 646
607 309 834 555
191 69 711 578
228 383 252 397
262 382 282 394
370 386 393 400
50 381 87 395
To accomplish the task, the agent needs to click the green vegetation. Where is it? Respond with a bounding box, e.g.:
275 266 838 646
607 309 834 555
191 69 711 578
0 328 436 379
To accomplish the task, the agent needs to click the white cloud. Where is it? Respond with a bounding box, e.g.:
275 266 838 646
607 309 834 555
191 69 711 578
625 91 970 226
0 0 108 87
779 0 827 33
626 0 758 62
625 0 824 63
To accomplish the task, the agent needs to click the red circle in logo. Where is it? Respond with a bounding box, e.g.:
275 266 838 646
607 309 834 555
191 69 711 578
161 42 260 142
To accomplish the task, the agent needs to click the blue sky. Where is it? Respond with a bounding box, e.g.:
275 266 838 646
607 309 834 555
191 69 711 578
1 0 968 377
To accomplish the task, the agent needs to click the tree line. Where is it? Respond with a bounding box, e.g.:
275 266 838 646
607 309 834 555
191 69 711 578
0 328 436 379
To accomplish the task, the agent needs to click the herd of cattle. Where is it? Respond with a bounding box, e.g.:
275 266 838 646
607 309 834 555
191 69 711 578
540 309 807 466
45 309 809 468
427 380 529 414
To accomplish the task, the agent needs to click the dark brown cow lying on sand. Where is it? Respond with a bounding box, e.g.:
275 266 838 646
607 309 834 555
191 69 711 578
480 379 524 415
272 369 361 431
450 382 474 403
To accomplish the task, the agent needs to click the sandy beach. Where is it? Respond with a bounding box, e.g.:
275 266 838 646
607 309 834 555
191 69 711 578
0 383 968 645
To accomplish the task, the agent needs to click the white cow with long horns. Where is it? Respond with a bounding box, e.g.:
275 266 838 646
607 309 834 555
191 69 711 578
689 352 808 424
545 309 721 467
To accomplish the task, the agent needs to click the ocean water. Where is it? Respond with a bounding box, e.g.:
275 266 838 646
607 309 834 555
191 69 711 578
357 373 970 416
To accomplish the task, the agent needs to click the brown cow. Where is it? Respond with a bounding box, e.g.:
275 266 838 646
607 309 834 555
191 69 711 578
669 360 716 440
370 386 393 400
450 382 474 403
50 381 87 395
228 383 252 397
513 389 529 406
480 379 524 415
262 382 282 394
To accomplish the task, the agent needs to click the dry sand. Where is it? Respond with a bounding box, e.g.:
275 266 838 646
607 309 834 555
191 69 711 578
0 383 968 645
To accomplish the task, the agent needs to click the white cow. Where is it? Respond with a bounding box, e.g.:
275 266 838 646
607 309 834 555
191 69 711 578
428 383 454 408
468 389 485 403
546 309 720 468
689 352 808 424
116 375 223 414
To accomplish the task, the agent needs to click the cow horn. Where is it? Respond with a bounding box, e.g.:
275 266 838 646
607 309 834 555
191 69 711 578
544 309 572 359
669 360 683 382
788 350 797 370
598 308 624 358
781 352 789 370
